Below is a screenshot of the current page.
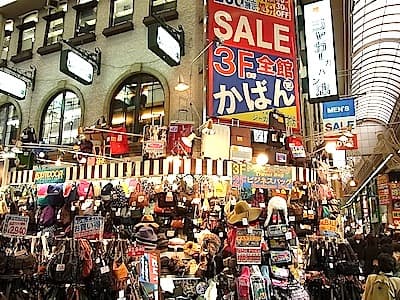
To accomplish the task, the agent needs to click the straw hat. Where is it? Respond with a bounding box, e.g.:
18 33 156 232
227 200 261 225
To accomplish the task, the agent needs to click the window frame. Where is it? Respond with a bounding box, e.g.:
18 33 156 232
43 11 65 46
16 20 36 53
1 30 12 60
109 0 134 27
73 0 98 37
0 103 19 146
110 73 165 136
39 90 82 145
150 0 177 15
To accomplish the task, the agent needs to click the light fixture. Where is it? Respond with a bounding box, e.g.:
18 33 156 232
325 141 337 154
181 132 197 148
174 74 189 92
256 153 269 165
349 178 357 187
38 151 46 158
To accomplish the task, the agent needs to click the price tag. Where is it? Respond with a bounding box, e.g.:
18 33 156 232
329 263 334 269
2 214 29 237
167 230 175 238
100 265 110 274
230 198 236 205
259 202 266 208
285 232 292 240
194 232 200 239
242 218 248 226
56 264 65 272
289 216 296 222
115 208 121 217
118 290 124 298
322 200 327 205
308 210 314 215
95 257 101 264
247 227 253 234
71 206 76 211
219 232 224 238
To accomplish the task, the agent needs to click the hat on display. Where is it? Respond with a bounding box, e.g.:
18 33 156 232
134 215 160 231
227 200 261 225
198 232 221 256
183 241 201 257
160 256 171 275
168 237 186 251
157 233 169 253
101 182 114 200
135 226 158 249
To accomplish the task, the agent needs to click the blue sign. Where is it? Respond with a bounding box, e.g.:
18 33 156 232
210 45 297 117
322 98 355 119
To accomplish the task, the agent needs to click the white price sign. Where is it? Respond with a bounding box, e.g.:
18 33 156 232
2 214 29 237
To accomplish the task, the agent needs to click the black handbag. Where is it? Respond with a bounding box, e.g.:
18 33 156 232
47 241 79 283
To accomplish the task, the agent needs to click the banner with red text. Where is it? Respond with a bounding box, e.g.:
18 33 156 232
207 0 300 131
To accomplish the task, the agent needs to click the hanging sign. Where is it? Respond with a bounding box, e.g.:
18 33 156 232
393 210 400 226
319 218 338 237
390 183 400 210
148 23 182 67
377 174 390 205
60 50 94 85
207 0 300 130
34 168 66 184
232 162 292 189
73 216 104 240
304 0 338 103
139 252 159 285
2 214 29 237
0 70 27 100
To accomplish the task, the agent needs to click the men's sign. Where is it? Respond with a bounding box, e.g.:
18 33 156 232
73 216 104 240
60 50 94 85
2 214 29 237
208 0 300 130
322 98 356 134
0 70 27 100
34 168 66 184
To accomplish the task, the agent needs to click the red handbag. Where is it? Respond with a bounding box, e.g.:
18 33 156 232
77 180 93 200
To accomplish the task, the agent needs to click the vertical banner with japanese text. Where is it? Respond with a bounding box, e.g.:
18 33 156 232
207 0 300 131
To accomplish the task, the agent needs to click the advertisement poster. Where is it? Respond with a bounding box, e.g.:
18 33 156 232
236 247 262 265
232 162 292 189
1 214 29 237
73 216 104 240
34 168 66 184
390 183 400 210
207 0 300 130
319 218 338 237
377 174 390 205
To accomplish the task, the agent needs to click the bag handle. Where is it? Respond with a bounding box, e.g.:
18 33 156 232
84 182 94 200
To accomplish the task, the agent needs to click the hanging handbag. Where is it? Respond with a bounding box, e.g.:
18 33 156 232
130 183 149 208
77 180 94 200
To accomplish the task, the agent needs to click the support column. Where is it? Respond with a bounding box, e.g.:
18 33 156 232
0 14 4 56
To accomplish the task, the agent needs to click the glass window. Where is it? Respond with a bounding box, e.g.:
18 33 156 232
40 91 81 145
110 73 165 135
1 20 13 60
0 103 19 146
76 5 97 35
45 16 64 45
111 0 133 26
17 12 37 53
150 0 177 14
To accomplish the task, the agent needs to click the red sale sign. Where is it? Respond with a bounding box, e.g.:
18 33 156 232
208 0 300 131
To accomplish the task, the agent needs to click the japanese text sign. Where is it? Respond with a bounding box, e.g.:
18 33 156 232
232 162 293 189
73 216 104 240
304 0 338 103
2 214 29 237
208 0 300 130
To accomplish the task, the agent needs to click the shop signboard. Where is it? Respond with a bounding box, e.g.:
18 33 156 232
73 216 104 240
1 214 29 237
319 218 338 237
34 168 66 184
60 50 94 85
377 174 390 205
207 0 301 131
235 227 262 264
304 0 338 103
148 23 182 67
390 183 400 210
139 252 159 285
0 70 27 100
393 210 400 226
232 162 292 189
322 98 356 135
324 134 358 151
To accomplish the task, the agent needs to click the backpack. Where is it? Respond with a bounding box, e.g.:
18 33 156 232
370 274 398 300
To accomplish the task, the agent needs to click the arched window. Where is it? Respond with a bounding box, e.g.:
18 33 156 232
110 73 165 135
0 103 19 145
40 90 81 144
